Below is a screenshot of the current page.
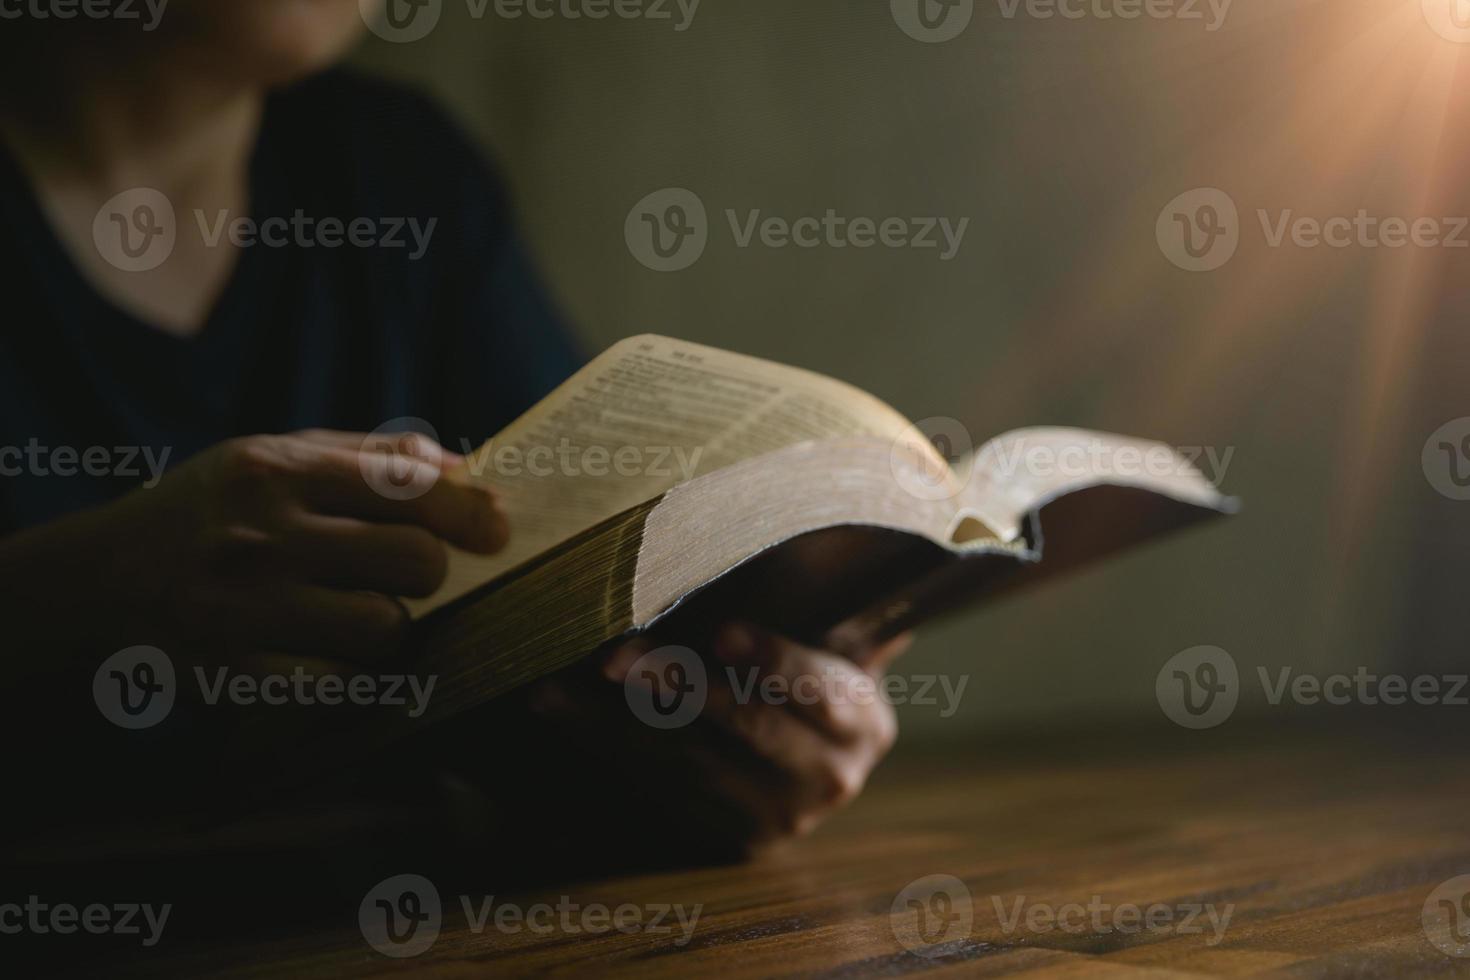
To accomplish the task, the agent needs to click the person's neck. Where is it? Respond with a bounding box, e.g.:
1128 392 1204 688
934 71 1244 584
0 33 267 337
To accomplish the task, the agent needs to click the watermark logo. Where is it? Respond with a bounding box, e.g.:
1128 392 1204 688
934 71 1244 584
93 188 175 273
1425 876 1470 957
626 188 708 272
1423 418 1470 501
1423 0 1470 43
362 0 443 42
890 417 975 502
360 874 442 958
891 874 974 957
1156 645 1238 729
891 0 974 43
93 646 175 730
360 418 443 502
1157 188 1239 272
624 645 708 729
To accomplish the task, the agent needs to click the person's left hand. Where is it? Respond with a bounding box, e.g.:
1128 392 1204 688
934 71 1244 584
469 623 910 860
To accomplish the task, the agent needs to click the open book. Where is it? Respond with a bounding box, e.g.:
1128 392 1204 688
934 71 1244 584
408 335 1235 727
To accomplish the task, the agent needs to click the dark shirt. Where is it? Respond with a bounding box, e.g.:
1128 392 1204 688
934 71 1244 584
0 69 583 535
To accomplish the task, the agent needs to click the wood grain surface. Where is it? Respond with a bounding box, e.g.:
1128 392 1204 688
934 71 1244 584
23 723 1470 978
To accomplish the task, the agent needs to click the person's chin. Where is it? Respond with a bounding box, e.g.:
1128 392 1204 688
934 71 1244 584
176 10 367 87
250 42 359 87
189 34 357 88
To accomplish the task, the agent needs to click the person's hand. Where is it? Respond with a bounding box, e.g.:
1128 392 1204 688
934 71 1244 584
3 428 507 669
475 623 910 861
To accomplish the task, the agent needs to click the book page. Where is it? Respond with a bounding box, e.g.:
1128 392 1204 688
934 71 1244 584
957 427 1234 543
414 335 941 614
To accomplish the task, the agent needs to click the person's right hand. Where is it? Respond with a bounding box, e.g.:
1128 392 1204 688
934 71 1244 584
8 429 507 667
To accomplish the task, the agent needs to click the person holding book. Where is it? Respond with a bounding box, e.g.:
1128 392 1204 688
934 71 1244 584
0 1 907 853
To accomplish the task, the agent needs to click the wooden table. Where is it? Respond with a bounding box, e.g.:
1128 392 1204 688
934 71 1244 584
29 721 1470 977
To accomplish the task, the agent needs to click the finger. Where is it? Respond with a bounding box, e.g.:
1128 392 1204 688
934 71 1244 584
347 429 465 468
693 693 879 836
505 668 800 846
583 648 881 843
285 443 509 554
679 739 831 843
294 428 465 467
610 658 848 838
601 641 883 785
285 514 450 598
712 624 893 746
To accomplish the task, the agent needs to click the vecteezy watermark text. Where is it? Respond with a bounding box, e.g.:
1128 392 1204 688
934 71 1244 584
194 210 437 261
993 894 1233 946
92 188 438 273
622 646 968 729
885 417 1234 504
354 417 710 502
195 666 436 718
0 439 170 487
725 665 968 719
1157 646 1470 729
994 0 1232 30
459 438 705 481
981 436 1233 484
1158 188 1470 272
0 897 171 948
94 647 437 730
0 0 168 30
888 875 1234 958
359 874 700 958
625 188 968 272
360 0 701 44
891 0 1230 43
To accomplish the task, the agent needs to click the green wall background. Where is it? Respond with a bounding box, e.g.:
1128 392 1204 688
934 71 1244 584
354 0 1462 737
